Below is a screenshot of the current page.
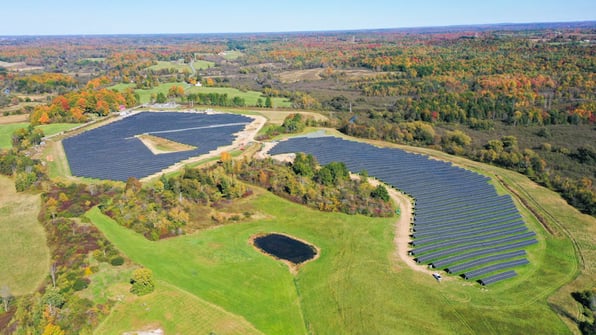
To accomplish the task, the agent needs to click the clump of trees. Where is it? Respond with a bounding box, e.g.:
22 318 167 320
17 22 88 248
257 113 313 140
29 76 137 125
0 149 46 192
238 153 394 217
101 166 248 240
130 268 154 296
185 92 245 107
572 289 596 335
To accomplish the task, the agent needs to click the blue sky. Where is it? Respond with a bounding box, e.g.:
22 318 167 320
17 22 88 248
1 0 594 35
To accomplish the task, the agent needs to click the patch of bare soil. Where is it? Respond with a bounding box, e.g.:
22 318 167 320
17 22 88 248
136 134 196 155
278 68 325 83
0 114 28 124
123 328 164 335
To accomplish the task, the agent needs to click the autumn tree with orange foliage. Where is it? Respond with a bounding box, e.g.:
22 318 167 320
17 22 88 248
30 78 136 125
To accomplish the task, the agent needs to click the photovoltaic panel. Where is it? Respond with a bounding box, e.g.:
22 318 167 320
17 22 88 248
270 135 535 284
63 111 251 181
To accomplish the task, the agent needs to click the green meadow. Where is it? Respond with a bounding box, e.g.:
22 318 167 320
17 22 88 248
88 181 574 334
186 86 292 108
0 176 49 296
110 82 292 107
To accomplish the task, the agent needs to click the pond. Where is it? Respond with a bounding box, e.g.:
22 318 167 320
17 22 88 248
253 233 317 264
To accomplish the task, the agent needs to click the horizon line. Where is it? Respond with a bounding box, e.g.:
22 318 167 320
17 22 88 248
1 20 595 38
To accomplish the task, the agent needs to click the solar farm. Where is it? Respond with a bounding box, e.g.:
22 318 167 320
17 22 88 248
269 136 536 285
62 111 252 181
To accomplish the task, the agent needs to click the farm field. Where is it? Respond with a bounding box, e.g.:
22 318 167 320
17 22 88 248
0 176 49 296
87 165 577 335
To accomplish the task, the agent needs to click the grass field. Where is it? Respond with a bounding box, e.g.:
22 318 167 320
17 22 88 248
0 122 79 149
95 280 263 335
147 61 190 72
38 123 81 137
221 50 243 60
0 176 49 296
186 86 292 108
147 60 214 72
87 167 578 335
109 82 292 107
0 123 28 148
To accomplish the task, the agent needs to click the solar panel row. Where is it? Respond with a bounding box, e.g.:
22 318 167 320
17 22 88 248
429 239 537 269
446 250 526 274
479 270 518 285
463 258 529 280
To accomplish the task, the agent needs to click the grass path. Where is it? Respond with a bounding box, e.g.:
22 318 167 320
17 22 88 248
0 176 49 296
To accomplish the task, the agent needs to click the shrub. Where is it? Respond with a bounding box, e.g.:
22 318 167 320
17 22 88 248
110 256 125 266
72 278 90 291
130 268 154 296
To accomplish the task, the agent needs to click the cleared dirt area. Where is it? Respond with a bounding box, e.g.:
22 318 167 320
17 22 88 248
0 61 44 72
256 110 328 125
278 68 385 83
137 134 196 154
0 114 28 124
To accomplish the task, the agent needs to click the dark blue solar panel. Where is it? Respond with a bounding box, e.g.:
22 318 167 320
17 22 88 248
479 270 518 285
63 112 251 181
270 136 535 284
464 259 529 280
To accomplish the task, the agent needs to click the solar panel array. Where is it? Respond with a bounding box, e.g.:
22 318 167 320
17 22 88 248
269 136 536 284
63 112 251 181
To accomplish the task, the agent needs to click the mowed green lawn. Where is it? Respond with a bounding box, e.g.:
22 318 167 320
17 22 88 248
147 60 214 72
87 184 574 335
0 176 50 296
0 122 80 149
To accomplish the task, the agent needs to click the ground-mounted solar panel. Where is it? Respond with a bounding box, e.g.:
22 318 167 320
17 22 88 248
430 239 537 269
463 258 529 280
411 227 529 252
446 250 526 273
63 111 251 181
269 135 535 284
479 270 518 285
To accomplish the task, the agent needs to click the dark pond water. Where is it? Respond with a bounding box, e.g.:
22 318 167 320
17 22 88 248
253 233 317 264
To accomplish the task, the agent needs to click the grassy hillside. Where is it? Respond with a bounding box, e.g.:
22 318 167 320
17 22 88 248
0 176 49 296
87 173 577 335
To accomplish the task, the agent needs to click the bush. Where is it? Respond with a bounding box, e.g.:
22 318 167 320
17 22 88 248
130 268 154 296
72 278 90 291
110 256 125 266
